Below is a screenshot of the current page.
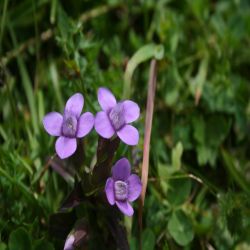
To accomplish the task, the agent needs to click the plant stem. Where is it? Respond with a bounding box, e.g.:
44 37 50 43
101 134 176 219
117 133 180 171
0 0 9 53
138 59 157 250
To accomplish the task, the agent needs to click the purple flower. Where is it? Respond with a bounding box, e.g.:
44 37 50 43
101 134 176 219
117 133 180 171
95 87 140 145
43 93 94 159
105 158 142 216
64 234 75 250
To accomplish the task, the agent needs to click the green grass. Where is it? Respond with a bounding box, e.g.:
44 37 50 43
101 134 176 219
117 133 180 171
1 0 250 249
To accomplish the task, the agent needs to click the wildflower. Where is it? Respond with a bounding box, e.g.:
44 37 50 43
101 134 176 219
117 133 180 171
105 158 142 216
64 234 75 250
95 87 140 145
43 93 94 159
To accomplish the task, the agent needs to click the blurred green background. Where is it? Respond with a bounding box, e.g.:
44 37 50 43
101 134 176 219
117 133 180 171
1 0 250 249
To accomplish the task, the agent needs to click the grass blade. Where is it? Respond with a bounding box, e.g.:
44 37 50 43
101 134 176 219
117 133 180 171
138 59 157 250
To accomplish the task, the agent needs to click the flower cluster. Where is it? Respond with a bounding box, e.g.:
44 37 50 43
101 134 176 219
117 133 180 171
43 87 142 250
43 88 140 159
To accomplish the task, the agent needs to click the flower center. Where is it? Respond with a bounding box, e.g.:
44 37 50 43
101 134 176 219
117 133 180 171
109 103 125 130
62 114 77 137
114 180 128 201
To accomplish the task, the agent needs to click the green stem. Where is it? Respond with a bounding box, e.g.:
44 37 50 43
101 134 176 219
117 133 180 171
0 0 9 53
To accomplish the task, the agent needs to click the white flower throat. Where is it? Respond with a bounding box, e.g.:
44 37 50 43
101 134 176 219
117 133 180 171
62 114 77 137
109 103 125 130
114 180 128 201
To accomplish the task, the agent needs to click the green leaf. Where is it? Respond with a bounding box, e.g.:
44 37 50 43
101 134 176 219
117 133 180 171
167 177 191 206
165 88 179 106
192 114 231 166
168 211 194 246
172 142 183 171
173 123 192 150
33 239 54 250
154 44 164 60
192 115 205 145
9 228 32 250
0 242 7 250
189 56 208 101
157 163 168 193
142 229 155 250
123 43 164 98
221 149 250 194
206 115 231 147
197 145 217 166
57 5 75 41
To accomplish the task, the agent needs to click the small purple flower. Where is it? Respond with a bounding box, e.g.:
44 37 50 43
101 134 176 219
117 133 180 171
43 93 94 159
64 234 75 250
95 87 140 145
105 158 142 216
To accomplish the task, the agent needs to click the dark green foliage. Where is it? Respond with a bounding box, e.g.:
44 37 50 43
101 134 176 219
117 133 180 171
142 229 155 250
167 178 191 207
1 0 250 249
168 210 194 246
9 228 32 250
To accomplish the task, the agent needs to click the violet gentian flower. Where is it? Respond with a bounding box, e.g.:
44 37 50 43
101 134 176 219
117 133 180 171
64 234 75 250
105 158 142 216
95 87 140 145
43 93 94 159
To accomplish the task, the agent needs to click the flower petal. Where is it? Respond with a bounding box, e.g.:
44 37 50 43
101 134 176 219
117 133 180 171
65 93 84 118
64 235 75 250
98 87 116 112
116 201 134 216
77 112 94 138
43 112 63 136
105 177 115 205
127 174 142 202
94 111 115 138
55 136 77 159
117 125 139 146
112 158 131 181
123 100 140 123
